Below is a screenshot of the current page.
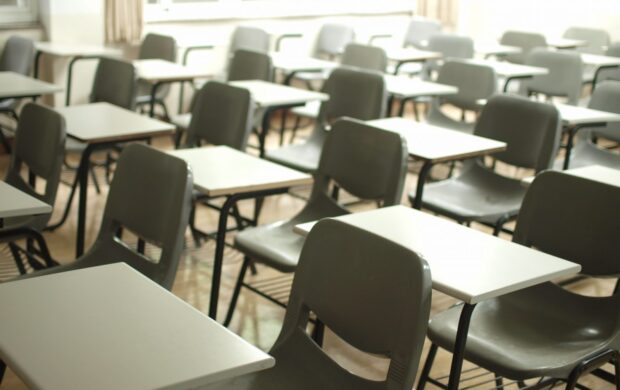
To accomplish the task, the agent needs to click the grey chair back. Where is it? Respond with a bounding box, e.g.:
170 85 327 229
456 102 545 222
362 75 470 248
230 26 270 54
515 171 620 277
586 80 620 142
341 43 388 72
228 49 273 81
312 118 407 206
139 33 176 61
318 67 386 125
436 60 497 111
0 35 35 75
428 33 474 59
5 103 66 230
313 23 355 59
500 30 547 64
270 218 431 389
403 18 442 48
522 48 583 105
90 57 137 110
474 94 560 172
563 27 610 55
185 81 254 150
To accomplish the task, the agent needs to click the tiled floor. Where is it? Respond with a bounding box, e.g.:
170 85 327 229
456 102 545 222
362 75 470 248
0 108 616 389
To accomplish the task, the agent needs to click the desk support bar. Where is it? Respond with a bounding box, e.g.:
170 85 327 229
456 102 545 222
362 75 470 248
447 303 477 390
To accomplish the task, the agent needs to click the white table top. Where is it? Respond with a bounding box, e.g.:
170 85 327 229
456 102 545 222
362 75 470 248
271 53 338 73
0 263 274 390
0 181 52 220
385 76 458 98
229 80 329 108
475 42 522 57
134 59 213 83
294 206 580 304
0 71 62 99
57 102 175 143
169 145 312 197
463 58 548 78
522 165 620 187
547 37 587 49
555 103 620 126
386 47 443 62
580 53 620 67
34 42 121 57
367 117 506 163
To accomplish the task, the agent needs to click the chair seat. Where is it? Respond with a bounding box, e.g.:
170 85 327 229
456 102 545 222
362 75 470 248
428 283 619 380
411 164 526 224
265 140 322 173
65 137 87 153
561 141 620 170
291 100 320 119
426 107 475 134
135 80 169 104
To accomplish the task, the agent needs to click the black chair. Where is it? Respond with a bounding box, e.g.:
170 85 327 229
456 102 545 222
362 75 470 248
135 33 176 119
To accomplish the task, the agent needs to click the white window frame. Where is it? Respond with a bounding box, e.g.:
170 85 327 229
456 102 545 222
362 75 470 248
145 0 414 23
0 0 37 26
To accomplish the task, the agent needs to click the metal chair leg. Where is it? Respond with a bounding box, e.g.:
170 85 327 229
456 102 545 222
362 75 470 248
289 116 301 144
311 319 325 346
416 343 438 390
8 242 26 275
223 256 251 327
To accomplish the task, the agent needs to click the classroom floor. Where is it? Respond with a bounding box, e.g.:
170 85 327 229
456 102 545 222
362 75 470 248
0 107 616 389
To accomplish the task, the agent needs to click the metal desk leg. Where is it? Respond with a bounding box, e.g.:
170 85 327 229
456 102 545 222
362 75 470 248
33 50 43 79
591 64 620 92
283 71 298 86
447 303 477 390
394 61 404 75
412 161 434 210
259 107 276 158
75 144 95 257
563 127 577 170
149 82 163 117
208 188 288 321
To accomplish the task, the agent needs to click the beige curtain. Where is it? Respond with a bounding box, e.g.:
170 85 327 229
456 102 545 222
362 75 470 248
416 0 459 31
105 0 144 44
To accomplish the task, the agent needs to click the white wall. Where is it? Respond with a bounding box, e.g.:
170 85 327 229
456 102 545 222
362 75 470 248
457 0 620 42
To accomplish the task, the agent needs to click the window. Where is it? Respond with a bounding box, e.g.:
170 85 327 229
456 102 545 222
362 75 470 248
145 0 414 22
0 0 37 26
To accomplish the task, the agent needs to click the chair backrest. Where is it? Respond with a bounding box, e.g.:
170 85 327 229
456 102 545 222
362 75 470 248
436 60 497 111
90 57 137 110
428 33 474 59
563 26 610 55
0 35 35 75
403 18 442 48
228 49 273 82
341 43 388 73
230 26 270 54
514 171 620 277
606 42 620 57
185 81 254 150
5 103 66 229
500 30 547 64
313 23 355 59
84 144 193 290
311 118 408 206
522 48 583 105
139 33 176 62
317 67 386 126
585 80 620 143
271 218 431 389
474 94 560 172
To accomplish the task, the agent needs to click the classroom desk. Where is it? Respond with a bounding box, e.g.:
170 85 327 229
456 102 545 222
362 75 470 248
168 146 312 321
0 263 275 390
366 117 506 209
293 205 580 390
134 59 213 117
580 53 620 88
462 58 548 92
474 42 521 58
386 47 443 75
522 165 620 187
0 71 62 101
555 103 620 169
34 42 121 105
384 75 458 116
547 37 587 50
0 181 51 228
229 80 329 156
57 102 175 257
271 53 339 85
